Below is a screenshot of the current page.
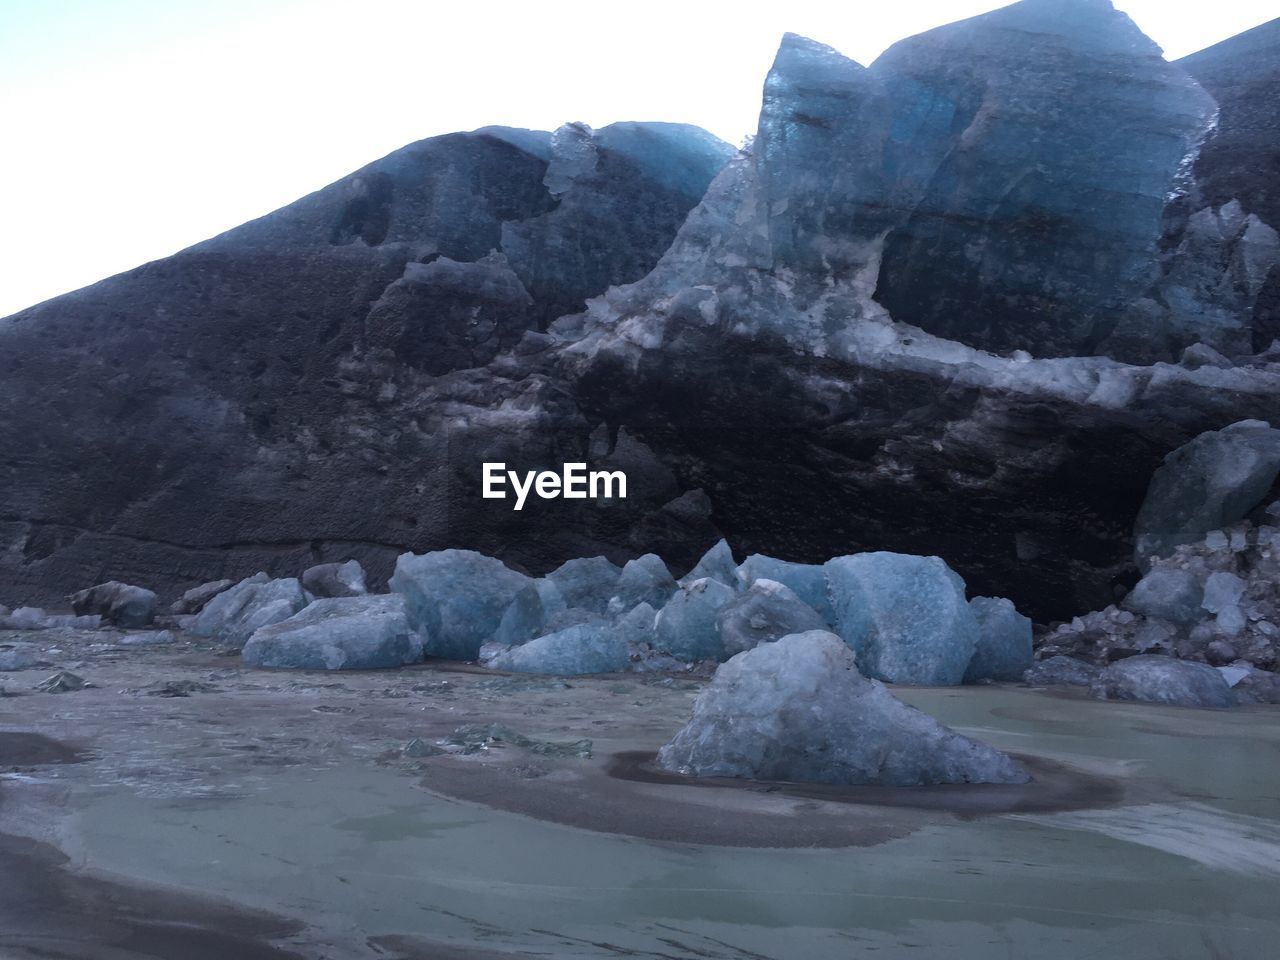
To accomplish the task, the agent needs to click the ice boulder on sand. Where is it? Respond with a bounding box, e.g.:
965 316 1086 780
389 549 532 660
0 607 100 630
716 578 828 657
1134 421 1280 569
1089 654 1236 708
825 553 979 685
652 577 736 661
242 595 423 670
191 574 308 646
69 581 157 628
0 642 41 671
964 597 1033 682
486 622 630 675
658 631 1030 785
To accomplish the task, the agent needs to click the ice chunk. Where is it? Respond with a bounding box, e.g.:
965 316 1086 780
1223 662 1280 704
658 631 1030 785
1202 570 1248 636
1123 567 1204 623
242 595 423 670
191 574 308 647
1201 571 1246 612
389 549 532 660
607 554 677 615
545 556 621 614
169 579 234 615
1134 421 1280 568
715 578 827 657
616 601 657 645
964 597 1033 682
486 622 629 675
737 554 835 624
1216 663 1251 687
34 671 89 694
0 642 41 671
825 552 979 685
443 723 592 758
492 584 547 647
1089 655 1236 709
300 560 368 599
680 539 741 589
652 578 736 661
119 630 177 647
0 607 100 630
69 581 157 628
1023 656 1102 687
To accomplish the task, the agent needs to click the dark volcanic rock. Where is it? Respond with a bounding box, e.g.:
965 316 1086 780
69 581 156 627
300 560 367 599
1178 20 1280 244
1178 19 1280 353
1133 420 1280 568
169 578 235 615
0 124 730 605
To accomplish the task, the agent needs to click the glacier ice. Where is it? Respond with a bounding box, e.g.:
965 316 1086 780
607 553 677 615
486 622 630 675
679 539 741 589
1089 654 1235 709
657 631 1030 786
389 549 532 660
736 554 834 624
652 577 736 661
825 552 979 685
191 574 308 647
0 642 41 671
0 607 101 630
242 595 423 670
716 578 828 657
492 584 550 648
545 556 622 614
964 597 1033 683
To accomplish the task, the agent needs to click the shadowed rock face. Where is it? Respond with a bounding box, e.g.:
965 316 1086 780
0 124 731 605
1177 19 1280 352
3 4 1279 625
1178 19 1280 241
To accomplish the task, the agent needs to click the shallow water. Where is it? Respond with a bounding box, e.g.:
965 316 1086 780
58 687 1280 959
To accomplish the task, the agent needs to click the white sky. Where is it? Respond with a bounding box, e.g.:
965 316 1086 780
0 0 1273 317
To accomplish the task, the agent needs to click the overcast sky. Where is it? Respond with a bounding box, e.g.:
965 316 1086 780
0 0 1274 317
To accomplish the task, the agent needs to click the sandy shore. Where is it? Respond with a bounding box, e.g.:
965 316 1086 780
1 622 1276 959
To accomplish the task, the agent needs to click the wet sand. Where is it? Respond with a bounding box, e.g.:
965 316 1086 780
0 830 305 960
2 623 1279 958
